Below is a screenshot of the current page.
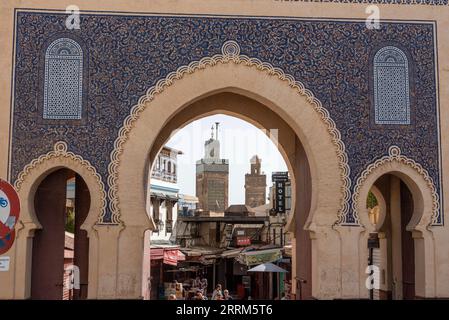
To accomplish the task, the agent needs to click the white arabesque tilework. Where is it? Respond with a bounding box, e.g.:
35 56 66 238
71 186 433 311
374 46 410 125
43 38 83 120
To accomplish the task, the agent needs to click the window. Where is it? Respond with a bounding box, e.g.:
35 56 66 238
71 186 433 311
43 38 83 120
373 46 410 125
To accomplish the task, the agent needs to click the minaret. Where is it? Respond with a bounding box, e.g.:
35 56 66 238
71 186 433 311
245 155 267 208
204 124 220 160
196 122 229 213
215 122 219 141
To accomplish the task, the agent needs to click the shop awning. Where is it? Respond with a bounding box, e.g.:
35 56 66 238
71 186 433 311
283 245 292 257
163 249 186 266
150 192 167 199
165 194 179 201
150 247 185 266
181 246 223 257
179 246 223 265
237 248 282 266
150 248 165 260
221 248 244 258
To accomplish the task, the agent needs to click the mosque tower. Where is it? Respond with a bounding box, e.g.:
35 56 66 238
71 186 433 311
195 123 229 213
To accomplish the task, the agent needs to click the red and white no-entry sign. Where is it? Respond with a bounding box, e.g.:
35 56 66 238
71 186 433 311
0 179 20 255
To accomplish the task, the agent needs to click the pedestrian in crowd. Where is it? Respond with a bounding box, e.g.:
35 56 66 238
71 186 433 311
216 292 224 300
212 284 222 300
195 290 205 300
199 289 208 300
173 279 184 299
168 294 177 300
193 276 201 289
201 276 208 296
223 289 233 300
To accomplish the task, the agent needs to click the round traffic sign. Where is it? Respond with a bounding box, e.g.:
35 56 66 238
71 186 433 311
0 230 15 255
0 179 20 241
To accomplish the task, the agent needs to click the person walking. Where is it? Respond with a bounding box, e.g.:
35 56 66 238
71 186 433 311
195 290 205 300
211 284 222 300
200 276 208 296
216 292 224 300
223 289 233 300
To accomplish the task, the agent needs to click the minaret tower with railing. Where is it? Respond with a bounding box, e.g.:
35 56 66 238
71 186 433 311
195 123 229 213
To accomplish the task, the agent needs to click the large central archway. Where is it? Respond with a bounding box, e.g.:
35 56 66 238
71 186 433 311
145 92 309 299
112 47 349 299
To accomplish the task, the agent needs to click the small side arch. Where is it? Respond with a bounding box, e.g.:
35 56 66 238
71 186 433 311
10 141 106 299
353 146 438 298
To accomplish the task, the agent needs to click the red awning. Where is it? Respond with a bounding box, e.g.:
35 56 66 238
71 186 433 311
163 249 185 266
151 248 185 266
150 248 165 260
177 250 186 261
64 249 74 259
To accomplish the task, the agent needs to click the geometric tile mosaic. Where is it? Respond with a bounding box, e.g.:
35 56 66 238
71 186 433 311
43 38 83 120
11 12 442 224
374 46 410 125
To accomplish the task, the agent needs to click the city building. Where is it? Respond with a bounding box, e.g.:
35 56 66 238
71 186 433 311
175 203 279 299
144 146 187 299
245 156 267 208
267 172 292 247
196 123 229 213
177 194 199 218
148 146 183 241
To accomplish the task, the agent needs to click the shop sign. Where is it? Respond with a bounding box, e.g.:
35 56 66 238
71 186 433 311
236 236 251 246
275 181 285 214
0 256 10 271
240 249 282 266
272 172 289 182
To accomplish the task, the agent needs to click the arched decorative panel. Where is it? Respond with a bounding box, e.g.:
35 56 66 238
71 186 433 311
43 38 83 120
373 46 410 125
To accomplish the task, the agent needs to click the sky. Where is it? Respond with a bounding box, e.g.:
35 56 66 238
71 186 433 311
165 114 288 204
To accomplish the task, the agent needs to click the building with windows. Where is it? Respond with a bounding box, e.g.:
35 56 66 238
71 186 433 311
144 146 189 300
196 123 229 213
245 156 267 208
267 173 292 247
147 146 182 242
177 194 199 218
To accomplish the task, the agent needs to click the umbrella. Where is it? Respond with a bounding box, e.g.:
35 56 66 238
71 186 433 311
247 262 288 273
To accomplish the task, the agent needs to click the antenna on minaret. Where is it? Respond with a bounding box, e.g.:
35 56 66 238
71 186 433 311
215 122 220 141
